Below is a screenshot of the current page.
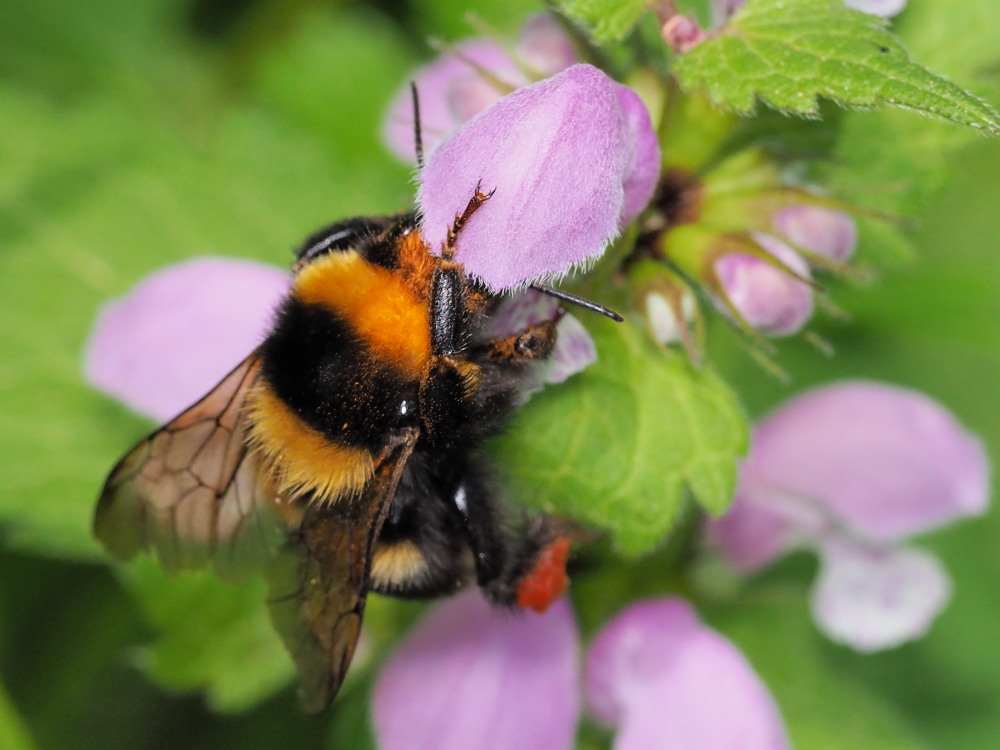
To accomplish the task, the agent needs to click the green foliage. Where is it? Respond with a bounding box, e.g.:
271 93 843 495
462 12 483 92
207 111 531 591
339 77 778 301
124 559 295 712
557 0 649 43
496 317 747 555
0 680 38 750
674 0 1000 133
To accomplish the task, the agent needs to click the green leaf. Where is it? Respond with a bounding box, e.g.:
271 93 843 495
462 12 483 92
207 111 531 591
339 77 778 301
815 0 1000 221
123 559 296 712
494 317 748 556
557 0 649 43
0 680 38 750
673 0 1000 133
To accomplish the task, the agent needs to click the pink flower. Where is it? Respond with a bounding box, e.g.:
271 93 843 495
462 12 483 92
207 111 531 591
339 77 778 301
84 257 289 421
373 593 789 750
372 591 581 750
418 64 660 290
490 290 596 386
586 599 790 749
713 235 814 337
382 14 576 161
772 205 857 263
707 381 990 650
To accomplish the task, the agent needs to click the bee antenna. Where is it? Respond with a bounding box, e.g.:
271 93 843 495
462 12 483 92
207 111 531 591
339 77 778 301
410 81 424 171
530 284 624 322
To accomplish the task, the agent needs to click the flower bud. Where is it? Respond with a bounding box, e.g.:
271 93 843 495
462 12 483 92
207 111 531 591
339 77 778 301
713 235 814 336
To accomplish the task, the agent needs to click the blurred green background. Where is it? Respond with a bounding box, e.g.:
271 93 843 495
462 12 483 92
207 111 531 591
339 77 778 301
1 0 999 748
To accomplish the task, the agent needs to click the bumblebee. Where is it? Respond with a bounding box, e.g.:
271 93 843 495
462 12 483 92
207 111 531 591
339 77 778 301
94 189 619 711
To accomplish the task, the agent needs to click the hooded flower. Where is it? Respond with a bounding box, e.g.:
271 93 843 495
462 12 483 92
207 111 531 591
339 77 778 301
372 592 789 750
372 591 581 750
707 381 989 651
418 63 660 290
586 598 789 749
85 257 290 421
382 14 576 161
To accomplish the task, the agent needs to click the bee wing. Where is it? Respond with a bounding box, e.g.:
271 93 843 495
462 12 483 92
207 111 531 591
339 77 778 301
94 353 294 582
264 428 419 713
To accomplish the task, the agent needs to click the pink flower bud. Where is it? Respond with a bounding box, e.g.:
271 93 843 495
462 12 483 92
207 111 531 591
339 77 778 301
773 205 857 262
713 235 813 336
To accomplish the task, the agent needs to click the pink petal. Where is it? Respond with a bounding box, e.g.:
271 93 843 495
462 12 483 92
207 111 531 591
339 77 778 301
615 84 661 227
419 64 656 290
548 314 597 384
382 41 524 161
714 235 814 336
373 592 580 750
705 481 820 573
84 257 289 421
586 599 789 750
711 0 746 25
517 14 577 75
490 290 596 386
740 381 989 544
772 206 857 262
644 290 695 345
811 537 951 651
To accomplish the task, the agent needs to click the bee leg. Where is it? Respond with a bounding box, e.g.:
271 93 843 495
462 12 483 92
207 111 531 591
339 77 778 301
479 318 560 364
442 182 494 261
451 477 556 607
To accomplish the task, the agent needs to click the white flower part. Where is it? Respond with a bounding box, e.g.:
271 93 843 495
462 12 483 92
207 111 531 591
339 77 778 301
811 536 952 652
843 0 906 18
645 291 695 345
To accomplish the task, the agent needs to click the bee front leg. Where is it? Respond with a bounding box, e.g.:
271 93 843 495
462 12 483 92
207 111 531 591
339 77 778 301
479 318 560 364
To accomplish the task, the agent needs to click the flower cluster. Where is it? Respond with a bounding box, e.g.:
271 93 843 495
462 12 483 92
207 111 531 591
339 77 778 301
83 3 992 748
373 592 790 750
708 381 988 651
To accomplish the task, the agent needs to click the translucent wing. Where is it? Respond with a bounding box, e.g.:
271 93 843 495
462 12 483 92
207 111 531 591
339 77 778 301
94 353 294 582
265 428 419 713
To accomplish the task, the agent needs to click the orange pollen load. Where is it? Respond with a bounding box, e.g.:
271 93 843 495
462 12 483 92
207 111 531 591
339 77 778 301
516 537 571 613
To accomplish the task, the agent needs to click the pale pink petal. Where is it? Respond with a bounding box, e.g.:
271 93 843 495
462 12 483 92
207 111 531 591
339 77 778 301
85 257 289 421
586 599 789 750
711 0 746 25
705 482 814 573
714 236 814 336
741 381 989 543
419 64 656 290
490 290 596 384
615 84 661 227
548 314 597 384
844 0 906 17
382 41 524 161
517 14 577 75
773 206 857 262
644 290 695 345
811 537 951 651
373 592 580 750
